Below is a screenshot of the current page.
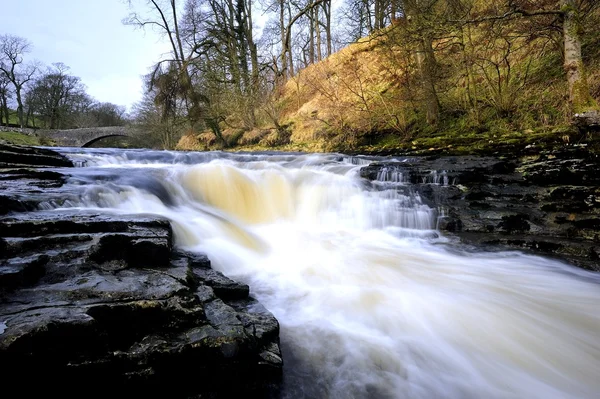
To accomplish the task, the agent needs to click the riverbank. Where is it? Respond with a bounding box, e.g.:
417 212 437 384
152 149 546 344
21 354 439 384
359 148 600 271
176 121 600 159
0 130 43 146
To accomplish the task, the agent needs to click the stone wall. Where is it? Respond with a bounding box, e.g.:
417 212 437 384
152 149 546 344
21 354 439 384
0 126 36 135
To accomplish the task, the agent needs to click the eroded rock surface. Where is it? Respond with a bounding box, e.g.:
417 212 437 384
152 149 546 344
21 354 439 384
361 149 600 270
0 145 282 398
0 211 282 398
0 143 73 168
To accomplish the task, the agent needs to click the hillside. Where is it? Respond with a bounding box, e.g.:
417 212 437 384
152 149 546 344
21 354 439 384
178 11 600 155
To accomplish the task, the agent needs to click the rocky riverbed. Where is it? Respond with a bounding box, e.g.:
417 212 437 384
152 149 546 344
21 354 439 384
0 144 282 398
1 143 599 398
360 147 600 271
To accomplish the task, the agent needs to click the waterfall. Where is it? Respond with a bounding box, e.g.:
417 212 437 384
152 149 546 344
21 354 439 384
53 148 600 399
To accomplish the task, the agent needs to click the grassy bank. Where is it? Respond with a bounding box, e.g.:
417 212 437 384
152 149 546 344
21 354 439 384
0 131 43 146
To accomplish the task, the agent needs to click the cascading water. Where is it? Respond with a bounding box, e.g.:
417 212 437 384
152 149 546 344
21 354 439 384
52 148 600 399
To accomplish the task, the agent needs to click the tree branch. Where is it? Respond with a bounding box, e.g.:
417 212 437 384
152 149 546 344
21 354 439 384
451 8 563 25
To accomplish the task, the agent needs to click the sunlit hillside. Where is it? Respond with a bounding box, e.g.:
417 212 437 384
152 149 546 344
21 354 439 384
277 34 406 149
178 6 600 155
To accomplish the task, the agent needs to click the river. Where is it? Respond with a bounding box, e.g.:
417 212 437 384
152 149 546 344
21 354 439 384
48 147 600 399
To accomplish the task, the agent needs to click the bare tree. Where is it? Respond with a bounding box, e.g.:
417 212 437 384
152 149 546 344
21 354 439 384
561 0 599 119
403 0 441 126
27 63 89 129
90 102 128 126
280 0 328 79
0 34 38 127
125 0 205 127
0 73 11 126
450 0 599 123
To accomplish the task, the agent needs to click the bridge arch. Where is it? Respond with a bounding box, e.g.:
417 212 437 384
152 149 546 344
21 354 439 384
82 134 129 148
36 126 132 147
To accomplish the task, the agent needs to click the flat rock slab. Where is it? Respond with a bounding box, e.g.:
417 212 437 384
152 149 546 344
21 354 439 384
0 143 73 168
0 211 282 398
0 145 74 214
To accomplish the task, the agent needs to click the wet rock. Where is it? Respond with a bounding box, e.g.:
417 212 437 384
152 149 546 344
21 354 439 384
0 211 282 398
498 214 531 234
0 148 73 213
574 110 600 129
0 254 48 289
359 157 518 186
437 217 463 232
0 195 29 215
0 143 73 168
193 267 251 301
360 150 600 271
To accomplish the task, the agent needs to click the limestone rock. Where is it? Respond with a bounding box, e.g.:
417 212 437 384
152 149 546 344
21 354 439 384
360 149 600 271
0 211 282 398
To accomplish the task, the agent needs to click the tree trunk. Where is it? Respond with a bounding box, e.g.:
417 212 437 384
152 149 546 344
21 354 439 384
365 0 373 32
416 36 440 125
15 87 24 128
0 95 6 126
245 0 258 127
170 0 186 63
245 0 259 92
562 0 598 116
309 5 315 64
324 1 332 56
25 106 32 128
405 1 440 126
315 5 323 62
279 0 287 80
287 2 295 76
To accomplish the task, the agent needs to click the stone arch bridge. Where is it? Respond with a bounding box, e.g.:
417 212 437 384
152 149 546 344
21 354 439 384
37 126 132 147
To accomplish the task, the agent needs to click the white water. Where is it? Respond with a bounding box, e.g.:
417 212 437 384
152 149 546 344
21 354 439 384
56 149 600 399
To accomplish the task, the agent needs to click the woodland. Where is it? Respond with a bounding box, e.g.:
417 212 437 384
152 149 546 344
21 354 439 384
2 0 599 153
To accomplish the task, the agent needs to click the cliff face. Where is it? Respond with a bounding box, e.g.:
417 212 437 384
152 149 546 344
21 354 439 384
360 148 600 271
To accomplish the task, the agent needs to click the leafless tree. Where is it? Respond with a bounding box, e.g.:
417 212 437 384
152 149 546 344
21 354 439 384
0 34 39 127
0 73 11 126
27 63 89 129
451 0 600 123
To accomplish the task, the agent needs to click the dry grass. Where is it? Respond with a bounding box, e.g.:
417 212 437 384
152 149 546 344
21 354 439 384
279 34 405 146
176 8 600 154
238 128 268 146
175 134 206 151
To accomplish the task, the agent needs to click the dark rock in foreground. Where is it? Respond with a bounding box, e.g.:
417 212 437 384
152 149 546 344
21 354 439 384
0 143 73 168
360 149 600 271
0 144 74 215
0 211 282 398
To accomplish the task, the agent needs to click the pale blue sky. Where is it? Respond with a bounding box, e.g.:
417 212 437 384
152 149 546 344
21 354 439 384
3 0 170 111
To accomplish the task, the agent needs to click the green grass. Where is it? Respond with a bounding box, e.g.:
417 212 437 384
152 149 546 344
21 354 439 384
4 110 43 128
0 131 42 146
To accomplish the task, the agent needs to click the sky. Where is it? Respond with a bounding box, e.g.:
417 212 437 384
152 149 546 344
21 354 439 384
3 0 171 111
